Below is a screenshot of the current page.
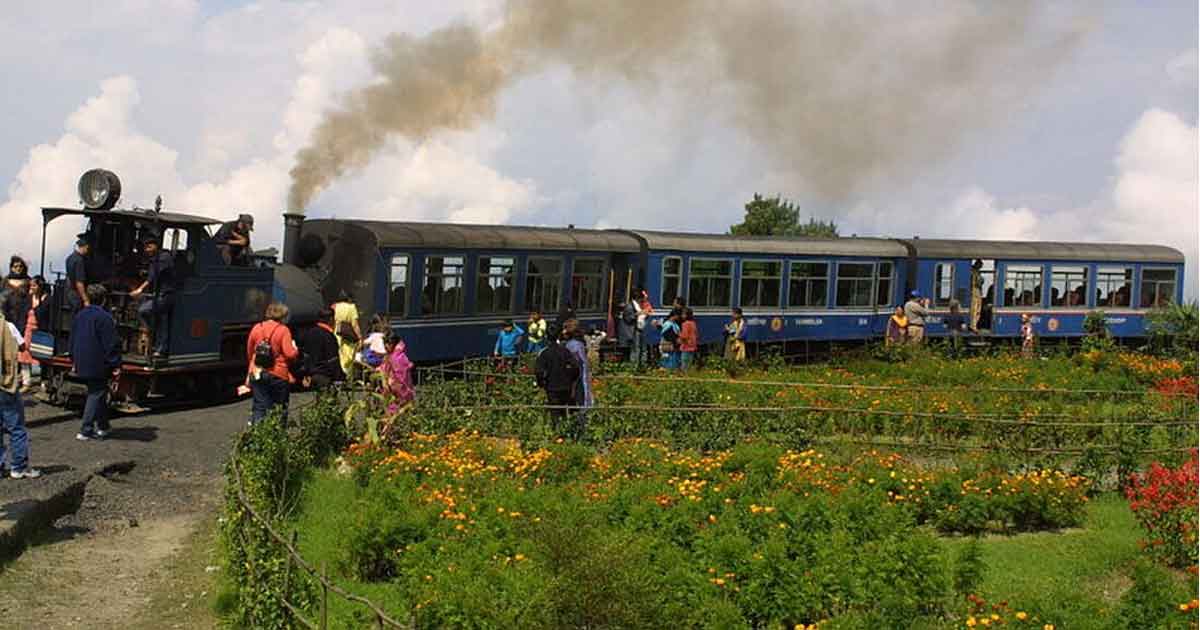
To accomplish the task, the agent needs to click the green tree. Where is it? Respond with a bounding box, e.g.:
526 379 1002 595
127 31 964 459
729 194 838 237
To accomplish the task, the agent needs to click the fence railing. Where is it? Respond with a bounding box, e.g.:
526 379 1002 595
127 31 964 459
228 438 411 629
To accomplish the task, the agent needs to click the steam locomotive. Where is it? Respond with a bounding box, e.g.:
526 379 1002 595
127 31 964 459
32 171 325 410
33 169 1185 408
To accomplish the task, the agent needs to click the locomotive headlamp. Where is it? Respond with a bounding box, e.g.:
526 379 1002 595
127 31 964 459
78 169 122 210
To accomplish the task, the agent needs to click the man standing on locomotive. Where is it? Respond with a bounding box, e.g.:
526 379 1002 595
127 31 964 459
213 213 253 265
65 235 91 312
129 232 175 358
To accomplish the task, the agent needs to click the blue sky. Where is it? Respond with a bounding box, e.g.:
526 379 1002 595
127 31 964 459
0 1 1194 295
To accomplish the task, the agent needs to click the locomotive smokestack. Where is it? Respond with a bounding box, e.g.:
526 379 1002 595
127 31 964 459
282 212 304 265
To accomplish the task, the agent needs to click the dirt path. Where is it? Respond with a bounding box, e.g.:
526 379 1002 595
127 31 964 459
0 395 288 629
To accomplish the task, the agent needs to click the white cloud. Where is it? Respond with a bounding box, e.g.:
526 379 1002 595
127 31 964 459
845 108 1198 299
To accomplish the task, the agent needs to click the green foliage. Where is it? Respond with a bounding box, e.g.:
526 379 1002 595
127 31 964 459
1113 561 1196 630
952 537 986 598
729 193 838 238
1145 301 1200 361
218 392 351 629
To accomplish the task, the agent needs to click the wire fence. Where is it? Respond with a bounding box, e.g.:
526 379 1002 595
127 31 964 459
228 436 411 629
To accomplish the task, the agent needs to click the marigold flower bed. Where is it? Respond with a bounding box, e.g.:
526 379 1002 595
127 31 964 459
314 433 1094 627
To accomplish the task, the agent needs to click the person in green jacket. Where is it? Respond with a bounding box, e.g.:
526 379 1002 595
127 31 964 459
526 310 547 354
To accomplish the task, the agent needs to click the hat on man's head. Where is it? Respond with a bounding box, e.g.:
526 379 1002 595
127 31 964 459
140 230 162 244
910 290 921 298
238 214 254 230
75 233 92 246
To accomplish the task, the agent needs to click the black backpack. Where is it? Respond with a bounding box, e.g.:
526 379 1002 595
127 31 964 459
254 323 282 369
536 343 581 392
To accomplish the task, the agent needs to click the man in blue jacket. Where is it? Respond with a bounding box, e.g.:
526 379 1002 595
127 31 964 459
71 284 121 441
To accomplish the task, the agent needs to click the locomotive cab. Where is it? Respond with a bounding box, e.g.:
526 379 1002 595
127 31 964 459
32 171 281 409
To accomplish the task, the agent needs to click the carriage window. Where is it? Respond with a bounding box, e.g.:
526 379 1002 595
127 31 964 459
1096 267 1132 308
388 254 409 316
660 257 682 307
1004 265 1043 307
1140 268 1177 308
476 256 514 314
876 262 894 308
933 263 955 307
421 255 465 315
688 259 733 308
571 258 606 312
740 260 782 307
162 227 189 252
789 261 828 308
1050 265 1088 307
835 262 874 307
525 257 562 313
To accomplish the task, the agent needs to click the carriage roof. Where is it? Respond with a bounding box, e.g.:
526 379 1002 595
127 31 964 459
899 239 1185 264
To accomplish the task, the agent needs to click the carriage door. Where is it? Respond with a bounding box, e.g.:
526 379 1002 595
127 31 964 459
610 253 636 308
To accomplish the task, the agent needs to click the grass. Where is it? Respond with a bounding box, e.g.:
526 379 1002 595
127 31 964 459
941 493 1196 629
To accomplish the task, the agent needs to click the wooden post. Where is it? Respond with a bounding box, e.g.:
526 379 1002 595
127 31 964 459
320 562 329 629
283 530 297 619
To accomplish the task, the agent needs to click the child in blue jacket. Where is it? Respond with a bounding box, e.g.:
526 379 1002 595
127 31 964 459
493 320 525 369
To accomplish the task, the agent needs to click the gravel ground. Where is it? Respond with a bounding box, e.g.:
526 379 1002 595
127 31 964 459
0 392 296 628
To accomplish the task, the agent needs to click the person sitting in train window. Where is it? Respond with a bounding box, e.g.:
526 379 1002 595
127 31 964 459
1070 285 1087 307
526 310 548 354
297 308 343 390
213 213 254 265
65 235 92 311
493 319 525 370
130 232 176 359
885 306 907 347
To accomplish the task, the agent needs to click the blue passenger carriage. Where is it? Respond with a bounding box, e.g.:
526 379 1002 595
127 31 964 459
293 220 642 362
899 239 1186 339
626 231 909 348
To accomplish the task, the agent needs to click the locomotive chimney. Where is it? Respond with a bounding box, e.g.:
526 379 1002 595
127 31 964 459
282 212 304 265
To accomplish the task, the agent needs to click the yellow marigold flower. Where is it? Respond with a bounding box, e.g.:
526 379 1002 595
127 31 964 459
1016 612 1027 620
1043 625 1054 630
966 616 977 627
1179 603 1190 612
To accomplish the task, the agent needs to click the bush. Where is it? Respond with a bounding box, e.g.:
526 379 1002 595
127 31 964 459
218 391 350 628
1113 561 1198 630
1125 450 1199 568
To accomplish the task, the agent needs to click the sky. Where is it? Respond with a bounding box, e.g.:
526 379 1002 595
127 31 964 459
0 1 1195 298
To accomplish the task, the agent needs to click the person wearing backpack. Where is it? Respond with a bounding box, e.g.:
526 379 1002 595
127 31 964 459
535 325 581 438
658 309 682 370
245 302 299 425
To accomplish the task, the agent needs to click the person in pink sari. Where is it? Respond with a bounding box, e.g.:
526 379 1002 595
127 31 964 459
381 335 414 412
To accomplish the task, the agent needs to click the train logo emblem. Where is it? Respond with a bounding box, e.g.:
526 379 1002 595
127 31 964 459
770 317 784 332
1047 317 1059 332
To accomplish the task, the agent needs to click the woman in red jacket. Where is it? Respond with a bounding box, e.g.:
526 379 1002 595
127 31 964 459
245 302 300 425
678 308 699 371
